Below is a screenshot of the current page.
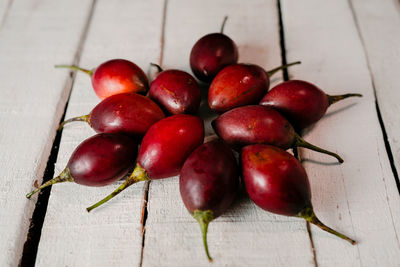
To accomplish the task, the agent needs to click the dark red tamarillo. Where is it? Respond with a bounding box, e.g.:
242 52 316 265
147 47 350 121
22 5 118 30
180 139 239 261
55 59 149 100
260 80 362 130
87 114 205 212
26 133 138 198
208 61 301 113
212 105 343 163
242 144 356 244
190 17 238 83
58 93 165 137
149 63 201 115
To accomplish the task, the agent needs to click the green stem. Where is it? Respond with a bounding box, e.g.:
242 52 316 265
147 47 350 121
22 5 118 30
26 168 73 199
150 63 163 73
193 210 214 262
58 114 90 131
220 16 228 33
266 61 301 77
327 93 363 106
299 206 356 245
86 163 149 212
55 64 93 76
294 133 344 163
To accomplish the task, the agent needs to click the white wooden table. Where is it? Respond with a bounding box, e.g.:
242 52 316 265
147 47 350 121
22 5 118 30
1 0 400 266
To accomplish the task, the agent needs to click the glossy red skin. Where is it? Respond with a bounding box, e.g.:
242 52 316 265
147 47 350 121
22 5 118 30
212 105 295 150
180 139 239 217
91 59 149 100
149 70 201 115
208 64 269 113
89 93 165 137
260 80 329 130
68 133 138 187
190 33 238 83
138 114 204 179
242 145 311 216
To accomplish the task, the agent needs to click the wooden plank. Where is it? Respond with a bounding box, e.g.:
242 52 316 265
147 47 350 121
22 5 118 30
0 0 93 265
141 0 315 266
35 0 165 266
350 0 400 186
281 0 400 266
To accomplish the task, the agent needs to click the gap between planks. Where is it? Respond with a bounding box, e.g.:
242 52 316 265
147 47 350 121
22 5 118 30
277 0 318 266
19 0 98 265
0 0 13 30
347 0 400 196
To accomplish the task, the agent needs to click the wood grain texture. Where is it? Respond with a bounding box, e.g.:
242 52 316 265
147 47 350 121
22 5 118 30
35 0 165 266
282 0 400 266
350 0 400 187
141 0 315 266
0 0 92 265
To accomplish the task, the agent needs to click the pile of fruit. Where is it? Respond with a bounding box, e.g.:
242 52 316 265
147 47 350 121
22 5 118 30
27 18 361 261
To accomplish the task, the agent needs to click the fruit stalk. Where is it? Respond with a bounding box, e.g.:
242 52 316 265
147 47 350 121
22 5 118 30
86 164 149 212
327 93 363 106
193 210 214 262
220 16 228 33
55 65 93 76
299 206 356 245
150 63 164 73
266 61 301 77
26 168 73 199
294 133 343 163
58 114 90 131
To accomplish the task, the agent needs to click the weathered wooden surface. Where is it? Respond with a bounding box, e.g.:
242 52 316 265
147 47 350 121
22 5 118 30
0 0 92 265
350 0 400 185
282 0 400 266
35 0 164 266
0 0 399 266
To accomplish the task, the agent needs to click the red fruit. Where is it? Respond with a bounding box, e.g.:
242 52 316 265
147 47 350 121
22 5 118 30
208 62 301 113
208 64 268 113
212 105 343 162
59 93 165 137
260 80 362 130
190 17 238 83
56 59 149 100
26 133 138 198
242 144 356 244
149 65 201 114
180 139 239 261
87 114 205 211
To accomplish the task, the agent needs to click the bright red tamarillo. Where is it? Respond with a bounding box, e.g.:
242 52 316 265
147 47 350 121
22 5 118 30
56 59 149 100
260 80 362 130
208 61 301 113
212 105 343 162
87 114 205 212
26 133 138 198
180 139 239 261
58 93 165 137
149 63 201 115
242 144 356 244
